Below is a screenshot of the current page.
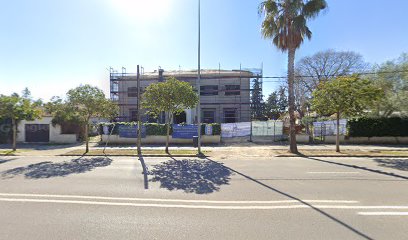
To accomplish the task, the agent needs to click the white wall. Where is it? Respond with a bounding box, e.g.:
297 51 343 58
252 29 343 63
17 117 77 143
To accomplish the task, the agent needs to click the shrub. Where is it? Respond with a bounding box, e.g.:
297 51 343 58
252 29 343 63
348 117 408 137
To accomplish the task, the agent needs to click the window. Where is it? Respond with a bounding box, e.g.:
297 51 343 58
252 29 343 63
200 85 218 96
224 108 237 123
128 87 138 97
225 85 240 96
202 109 216 123
129 108 138 122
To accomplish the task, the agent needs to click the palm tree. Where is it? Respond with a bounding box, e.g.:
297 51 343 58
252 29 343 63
259 0 327 153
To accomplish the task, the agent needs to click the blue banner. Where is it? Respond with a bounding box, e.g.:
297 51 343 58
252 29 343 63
118 125 146 138
172 124 198 139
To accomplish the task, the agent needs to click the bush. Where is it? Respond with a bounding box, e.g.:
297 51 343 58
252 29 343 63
144 123 169 136
348 117 408 137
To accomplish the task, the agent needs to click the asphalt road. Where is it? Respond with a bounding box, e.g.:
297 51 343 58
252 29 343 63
0 154 407 240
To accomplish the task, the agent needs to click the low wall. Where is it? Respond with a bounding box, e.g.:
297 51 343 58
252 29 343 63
296 135 408 145
345 136 408 144
101 135 220 144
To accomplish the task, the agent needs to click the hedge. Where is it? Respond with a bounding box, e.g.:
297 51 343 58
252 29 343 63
201 123 221 136
348 117 408 137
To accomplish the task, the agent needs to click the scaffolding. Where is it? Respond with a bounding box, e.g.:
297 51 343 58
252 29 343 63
109 65 263 123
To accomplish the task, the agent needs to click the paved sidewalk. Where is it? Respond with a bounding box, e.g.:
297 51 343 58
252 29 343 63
1 142 407 157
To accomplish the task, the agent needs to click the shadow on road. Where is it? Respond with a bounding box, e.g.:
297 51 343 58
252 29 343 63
0 158 16 165
204 157 374 240
374 158 408 171
300 155 408 180
138 154 149 189
148 157 232 194
1 157 112 179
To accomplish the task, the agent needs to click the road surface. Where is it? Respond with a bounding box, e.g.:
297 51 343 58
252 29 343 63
0 155 407 239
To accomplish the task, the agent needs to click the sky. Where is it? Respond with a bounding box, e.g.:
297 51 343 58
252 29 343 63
1 0 408 101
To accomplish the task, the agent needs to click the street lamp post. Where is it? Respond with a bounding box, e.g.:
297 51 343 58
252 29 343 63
196 0 202 155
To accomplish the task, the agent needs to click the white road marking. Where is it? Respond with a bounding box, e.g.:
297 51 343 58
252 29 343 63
358 212 408 216
307 172 361 174
0 197 407 210
0 193 358 204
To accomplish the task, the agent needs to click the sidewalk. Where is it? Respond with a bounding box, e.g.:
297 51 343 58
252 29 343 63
1 142 407 157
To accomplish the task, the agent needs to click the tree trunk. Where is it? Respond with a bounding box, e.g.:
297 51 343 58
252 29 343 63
12 118 17 151
165 112 171 154
287 47 298 153
336 112 340 152
85 123 89 154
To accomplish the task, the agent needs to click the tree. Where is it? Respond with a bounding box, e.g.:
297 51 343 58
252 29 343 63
368 53 408 117
311 76 383 152
265 86 288 120
251 78 265 120
141 77 198 153
0 90 42 151
47 85 118 153
259 0 327 153
294 49 368 118
296 49 368 92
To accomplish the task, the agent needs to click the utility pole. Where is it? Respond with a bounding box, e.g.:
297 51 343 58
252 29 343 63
137 65 142 155
196 0 202 155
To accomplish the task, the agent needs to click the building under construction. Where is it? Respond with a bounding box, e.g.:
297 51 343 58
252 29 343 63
110 67 262 124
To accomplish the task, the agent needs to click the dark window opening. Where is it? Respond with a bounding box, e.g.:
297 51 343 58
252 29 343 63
129 108 138 122
128 87 138 97
200 85 218 96
202 109 216 123
225 85 240 96
224 108 237 123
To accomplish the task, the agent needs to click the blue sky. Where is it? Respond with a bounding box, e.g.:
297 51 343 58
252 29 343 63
1 0 408 101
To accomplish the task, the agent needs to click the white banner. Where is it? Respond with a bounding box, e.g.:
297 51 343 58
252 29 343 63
313 119 347 137
221 122 251 138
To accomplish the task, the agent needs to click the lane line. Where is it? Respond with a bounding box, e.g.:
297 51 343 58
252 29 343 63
0 197 407 210
307 172 361 174
358 212 408 216
0 193 358 204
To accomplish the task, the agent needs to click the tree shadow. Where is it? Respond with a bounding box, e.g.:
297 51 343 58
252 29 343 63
1 157 112 179
204 157 374 240
148 158 232 194
0 158 16 164
374 158 408 171
297 154 408 180
138 154 149 189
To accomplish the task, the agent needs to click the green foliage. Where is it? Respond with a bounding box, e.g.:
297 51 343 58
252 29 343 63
348 117 408 137
259 0 327 51
141 77 198 118
145 123 169 136
368 53 408 117
265 86 288 119
201 123 221 136
311 76 384 117
46 85 119 152
47 85 118 125
0 90 42 150
0 92 42 123
251 78 265 120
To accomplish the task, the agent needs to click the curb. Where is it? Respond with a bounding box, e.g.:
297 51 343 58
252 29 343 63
275 155 408 158
59 154 205 158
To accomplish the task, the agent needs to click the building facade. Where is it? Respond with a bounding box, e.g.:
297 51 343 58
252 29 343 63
110 68 262 124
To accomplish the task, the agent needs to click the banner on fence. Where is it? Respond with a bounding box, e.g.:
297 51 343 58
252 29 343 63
221 122 251 138
252 120 284 136
118 125 146 138
205 125 213 135
313 119 347 137
172 124 198 139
